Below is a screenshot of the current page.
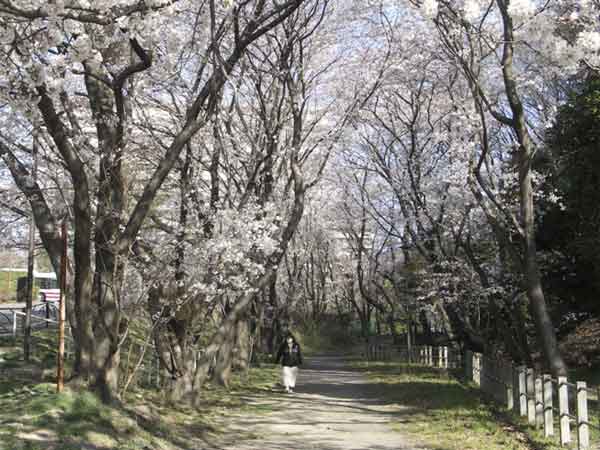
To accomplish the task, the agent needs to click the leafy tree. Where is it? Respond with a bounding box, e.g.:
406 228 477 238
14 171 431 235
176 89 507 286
539 75 600 320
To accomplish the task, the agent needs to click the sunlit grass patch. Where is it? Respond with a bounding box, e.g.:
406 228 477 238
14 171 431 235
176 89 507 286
198 363 282 415
354 360 563 450
0 361 283 450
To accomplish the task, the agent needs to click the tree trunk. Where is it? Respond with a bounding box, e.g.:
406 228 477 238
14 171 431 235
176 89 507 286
520 159 566 374
164 347 196 403
233 317 252 371
72 209 95 380
92 262 123 403
496 0 567 376
213 322 236 388
387 313 397 342
359 311 370 339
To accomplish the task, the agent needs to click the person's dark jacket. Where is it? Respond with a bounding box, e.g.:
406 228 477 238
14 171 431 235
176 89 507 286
275 342 303 367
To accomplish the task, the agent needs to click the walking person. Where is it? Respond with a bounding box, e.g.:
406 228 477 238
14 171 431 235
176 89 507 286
275 333 303 393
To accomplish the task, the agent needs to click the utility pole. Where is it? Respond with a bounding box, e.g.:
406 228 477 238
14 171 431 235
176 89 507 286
24 130 38 361
57 220 67 393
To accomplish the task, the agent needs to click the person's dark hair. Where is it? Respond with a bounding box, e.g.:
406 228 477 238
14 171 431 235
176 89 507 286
285 332 297 344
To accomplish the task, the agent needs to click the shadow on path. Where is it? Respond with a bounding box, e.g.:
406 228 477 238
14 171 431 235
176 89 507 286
215 355 435 450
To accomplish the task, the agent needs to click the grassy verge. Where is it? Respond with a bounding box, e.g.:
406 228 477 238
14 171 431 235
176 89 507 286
352 360 564 450
1 340 282 450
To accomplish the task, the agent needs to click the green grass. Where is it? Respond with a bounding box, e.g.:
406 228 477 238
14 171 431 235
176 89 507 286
0 347 282 450
353 361 564 450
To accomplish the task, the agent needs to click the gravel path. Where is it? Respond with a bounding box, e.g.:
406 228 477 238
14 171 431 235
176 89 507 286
216 355 426 450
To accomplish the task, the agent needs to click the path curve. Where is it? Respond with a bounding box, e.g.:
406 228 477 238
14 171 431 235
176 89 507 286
216 356 426 450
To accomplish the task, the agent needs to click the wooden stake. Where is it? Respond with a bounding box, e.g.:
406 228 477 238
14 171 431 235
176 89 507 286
543 374 554 437
577 381 589 450
535 375 544 429
57 220 67 393
527 368 535 425
558 376 571 445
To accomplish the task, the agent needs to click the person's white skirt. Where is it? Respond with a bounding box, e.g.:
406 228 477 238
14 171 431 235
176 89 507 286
282 366 299 390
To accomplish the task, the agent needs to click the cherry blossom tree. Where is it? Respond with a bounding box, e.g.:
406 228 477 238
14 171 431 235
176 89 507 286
0 0 311 402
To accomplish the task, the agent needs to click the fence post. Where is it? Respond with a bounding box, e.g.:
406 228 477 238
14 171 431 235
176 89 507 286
12 311 17 338
517 366 527 416
526 368 535 425
576 381 589 450
443 346 448 369
535 375 543 429
543 374 554 437
473 353 481 386
558 376 571 445
465 350 473 382
506 364 514 411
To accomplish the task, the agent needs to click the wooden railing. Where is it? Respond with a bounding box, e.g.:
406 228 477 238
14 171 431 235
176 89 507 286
465 350 599 450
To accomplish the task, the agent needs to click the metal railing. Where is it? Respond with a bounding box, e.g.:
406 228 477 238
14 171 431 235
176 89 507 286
0 302 59 336
0 310 160 391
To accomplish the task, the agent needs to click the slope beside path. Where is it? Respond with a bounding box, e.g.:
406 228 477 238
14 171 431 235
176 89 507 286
213 355 426 450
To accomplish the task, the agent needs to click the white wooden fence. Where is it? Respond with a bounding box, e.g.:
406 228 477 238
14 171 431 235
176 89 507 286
464 350 599 450
365 342 462 369
364 343 599 450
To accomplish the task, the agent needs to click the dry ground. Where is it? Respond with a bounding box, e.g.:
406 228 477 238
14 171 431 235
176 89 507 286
214 356 426 450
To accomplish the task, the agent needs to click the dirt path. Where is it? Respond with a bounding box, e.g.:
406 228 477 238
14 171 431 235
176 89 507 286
214 356 426 450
